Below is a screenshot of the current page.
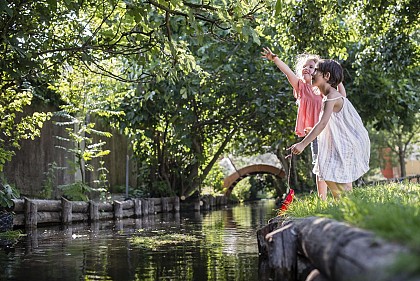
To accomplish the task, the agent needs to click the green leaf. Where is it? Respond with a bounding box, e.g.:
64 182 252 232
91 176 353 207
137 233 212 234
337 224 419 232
275 0 282 16
180 87 188 99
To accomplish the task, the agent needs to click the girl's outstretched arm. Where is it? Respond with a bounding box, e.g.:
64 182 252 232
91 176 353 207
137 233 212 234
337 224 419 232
261 47 300 91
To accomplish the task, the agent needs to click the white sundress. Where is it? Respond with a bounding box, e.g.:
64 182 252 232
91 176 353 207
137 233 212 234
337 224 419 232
313 96 370 183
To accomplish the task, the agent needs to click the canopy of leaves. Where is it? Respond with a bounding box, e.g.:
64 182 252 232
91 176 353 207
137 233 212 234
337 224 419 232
0 0 418 196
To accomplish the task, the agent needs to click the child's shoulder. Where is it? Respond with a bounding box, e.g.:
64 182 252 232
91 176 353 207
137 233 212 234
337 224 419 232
325 89 342 100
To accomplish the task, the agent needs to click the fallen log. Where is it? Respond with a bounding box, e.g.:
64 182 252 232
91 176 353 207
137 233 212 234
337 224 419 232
257 216 283 258
265 223 298 281
258 216 415 281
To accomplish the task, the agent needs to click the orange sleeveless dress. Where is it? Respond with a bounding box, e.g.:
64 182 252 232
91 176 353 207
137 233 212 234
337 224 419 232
294 80 323 137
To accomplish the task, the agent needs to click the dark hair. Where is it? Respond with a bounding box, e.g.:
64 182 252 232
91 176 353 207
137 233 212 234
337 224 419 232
316 59 344 88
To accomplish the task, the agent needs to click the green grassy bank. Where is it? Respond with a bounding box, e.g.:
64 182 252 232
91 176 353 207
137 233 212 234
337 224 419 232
284 182 420 276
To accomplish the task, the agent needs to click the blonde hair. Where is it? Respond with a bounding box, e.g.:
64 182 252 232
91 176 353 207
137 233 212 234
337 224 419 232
295 53 320 79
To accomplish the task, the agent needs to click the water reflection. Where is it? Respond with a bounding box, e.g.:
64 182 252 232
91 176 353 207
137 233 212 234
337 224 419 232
0 200 277 281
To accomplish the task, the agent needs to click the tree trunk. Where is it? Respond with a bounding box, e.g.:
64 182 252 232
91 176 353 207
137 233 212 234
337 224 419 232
182 128 237 197
276 149 289 173
398 147 406 177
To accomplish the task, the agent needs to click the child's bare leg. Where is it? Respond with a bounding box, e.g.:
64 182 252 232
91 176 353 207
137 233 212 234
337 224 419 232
325 181 345 199
326 181 352 199
316 176 328 200
325 181 341 199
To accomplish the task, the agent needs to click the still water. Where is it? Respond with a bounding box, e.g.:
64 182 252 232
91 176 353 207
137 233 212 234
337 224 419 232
0 199 278 281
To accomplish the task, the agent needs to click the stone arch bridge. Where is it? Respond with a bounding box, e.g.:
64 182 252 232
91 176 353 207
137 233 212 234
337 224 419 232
224 164 286 197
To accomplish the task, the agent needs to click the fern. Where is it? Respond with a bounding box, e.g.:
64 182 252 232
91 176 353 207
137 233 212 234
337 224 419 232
58 181 92 202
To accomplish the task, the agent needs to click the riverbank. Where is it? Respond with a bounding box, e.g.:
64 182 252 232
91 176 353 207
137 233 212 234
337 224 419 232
258 182 420 281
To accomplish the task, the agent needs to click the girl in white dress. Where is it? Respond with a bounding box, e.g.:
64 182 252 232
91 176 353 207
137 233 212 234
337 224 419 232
290 59 370 198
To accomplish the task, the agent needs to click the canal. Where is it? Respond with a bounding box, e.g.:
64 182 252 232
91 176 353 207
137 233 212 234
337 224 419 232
0 199 278 281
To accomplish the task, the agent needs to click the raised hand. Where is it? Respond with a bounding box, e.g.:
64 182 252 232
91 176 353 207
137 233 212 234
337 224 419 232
261 47 277 61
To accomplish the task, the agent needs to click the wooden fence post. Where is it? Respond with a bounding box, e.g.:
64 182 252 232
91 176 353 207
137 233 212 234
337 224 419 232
61 197 72 224
173 197 180 212
161 197 168 213
134 198 142 217
148 199 155 214
114 200 123 219
89 201 99 221
141 199 149 216
193 201 200 212
24 197 37 228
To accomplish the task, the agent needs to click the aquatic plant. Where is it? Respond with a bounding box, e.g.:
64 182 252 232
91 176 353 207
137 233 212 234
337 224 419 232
130 233 199 250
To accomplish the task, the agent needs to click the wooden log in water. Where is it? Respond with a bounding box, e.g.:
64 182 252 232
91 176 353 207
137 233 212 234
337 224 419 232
295 217 409 281
122 209 134 218
265 223 298 281
97 202 113 212
12 199 24 212
222 195 228 205
120 200 134 210
12 196 181 228
98 211 114 220
297 256 317 281
36 211 61 224
200 195 211 210
72 201 89 213
32 199 61 211
305 269 330 281
257 218 283 258
258 216 411 281
114 201 135 218
147 198 162 205
71 213 89 222
209 196 215 207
